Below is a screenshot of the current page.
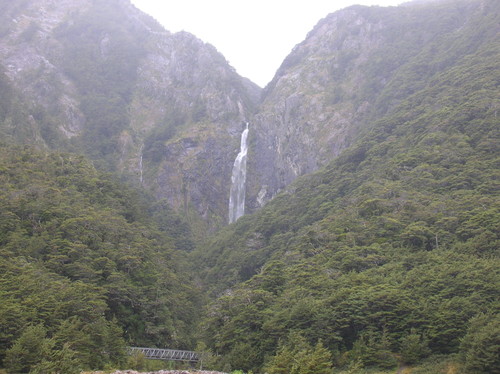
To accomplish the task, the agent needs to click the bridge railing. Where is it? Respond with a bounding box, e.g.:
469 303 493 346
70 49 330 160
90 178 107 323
127 347 200 362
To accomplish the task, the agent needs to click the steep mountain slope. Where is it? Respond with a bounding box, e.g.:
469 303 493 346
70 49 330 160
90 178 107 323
195 0 500 371
246 0 495 211
0 0 498 372
1 0 496 233
0 0 260 232
201 0 499 291
0 143 200 371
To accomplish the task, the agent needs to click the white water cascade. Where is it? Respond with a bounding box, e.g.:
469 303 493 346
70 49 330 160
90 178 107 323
139 145 144 185
228 123 249 223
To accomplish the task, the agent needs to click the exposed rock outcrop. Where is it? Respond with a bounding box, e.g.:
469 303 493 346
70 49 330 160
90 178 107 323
0 0 260 233
0 0 487 231
246 1 484 210
104 371 226 374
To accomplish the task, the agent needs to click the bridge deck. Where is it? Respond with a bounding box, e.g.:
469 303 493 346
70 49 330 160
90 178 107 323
127 347 200 362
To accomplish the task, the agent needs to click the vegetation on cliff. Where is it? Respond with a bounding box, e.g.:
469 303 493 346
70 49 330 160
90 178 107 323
0 0 498 373
0 0 260 231
195 1 500 371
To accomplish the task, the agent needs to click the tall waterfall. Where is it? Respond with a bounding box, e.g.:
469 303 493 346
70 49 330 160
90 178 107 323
228 123 249 223
139 145 144 185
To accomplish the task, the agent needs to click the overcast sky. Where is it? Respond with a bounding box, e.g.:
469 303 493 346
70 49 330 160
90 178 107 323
130 0 404 87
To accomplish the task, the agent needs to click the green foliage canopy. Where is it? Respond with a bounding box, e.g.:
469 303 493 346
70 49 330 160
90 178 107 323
0 144 199 371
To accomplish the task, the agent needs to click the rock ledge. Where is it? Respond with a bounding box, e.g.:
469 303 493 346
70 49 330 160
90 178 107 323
104 371 226 374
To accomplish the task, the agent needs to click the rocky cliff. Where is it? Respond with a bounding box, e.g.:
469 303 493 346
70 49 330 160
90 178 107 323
0 0 492 231
246 0 489 210
0 0 260 233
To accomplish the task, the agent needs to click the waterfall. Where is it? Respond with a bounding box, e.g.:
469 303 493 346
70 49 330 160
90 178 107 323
229 123 249 223
139 145 144 185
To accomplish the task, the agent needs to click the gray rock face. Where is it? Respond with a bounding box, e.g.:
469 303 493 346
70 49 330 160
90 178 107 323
0 0 91 142
0 0 260 233
126 29 260 232
246 7 380 209
0 0 484 231
245 1 483 210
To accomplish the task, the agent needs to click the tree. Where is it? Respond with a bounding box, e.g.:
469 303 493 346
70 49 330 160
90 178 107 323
30 344 81 374
460 313 500 374
4 325 52 373
399 329 431 364
299 341 334 374
350 330 397 369
266 343 295 374
266 335 333 374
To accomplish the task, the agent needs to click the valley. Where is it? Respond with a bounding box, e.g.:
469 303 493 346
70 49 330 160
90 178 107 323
0 0 498 373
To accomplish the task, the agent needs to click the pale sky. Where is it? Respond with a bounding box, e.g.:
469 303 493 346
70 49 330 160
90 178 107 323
130 0 404 87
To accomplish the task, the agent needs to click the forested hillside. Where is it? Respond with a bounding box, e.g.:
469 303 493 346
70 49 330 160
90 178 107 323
195 0 500 372
0 0 498 373
0 144 199 372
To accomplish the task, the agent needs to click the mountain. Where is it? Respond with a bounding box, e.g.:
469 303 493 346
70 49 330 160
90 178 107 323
1 0 497 232
0 0 260 233
194 0 500 371
246 0 497 210
199 0 499 290
0 0 499 372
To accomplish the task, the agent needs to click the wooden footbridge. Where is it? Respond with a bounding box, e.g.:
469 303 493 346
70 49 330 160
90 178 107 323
127 347 200 362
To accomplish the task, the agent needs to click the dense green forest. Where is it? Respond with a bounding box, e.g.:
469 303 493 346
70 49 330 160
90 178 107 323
0 0 499 373
0 144 199 372
194 3 500 372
